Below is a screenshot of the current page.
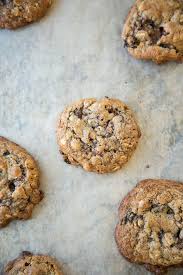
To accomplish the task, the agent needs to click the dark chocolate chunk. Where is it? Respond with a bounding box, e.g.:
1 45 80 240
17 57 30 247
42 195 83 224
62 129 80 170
8 180 16 192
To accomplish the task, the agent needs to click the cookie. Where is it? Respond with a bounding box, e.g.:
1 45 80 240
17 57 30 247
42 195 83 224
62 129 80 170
122 0 183 64
57 98 141 174
115 179 183 274
0 136 43 227
0 0 52 29
4 251 63 275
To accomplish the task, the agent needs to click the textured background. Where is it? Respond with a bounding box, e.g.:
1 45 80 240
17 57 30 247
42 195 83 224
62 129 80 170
0 0 183 274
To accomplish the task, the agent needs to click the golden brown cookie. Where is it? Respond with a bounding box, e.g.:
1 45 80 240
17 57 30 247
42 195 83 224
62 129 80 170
4 251 63 275
57 98 141 174
115 179 183 274
0 136 43 227
122 0 183 64
0 0 52 29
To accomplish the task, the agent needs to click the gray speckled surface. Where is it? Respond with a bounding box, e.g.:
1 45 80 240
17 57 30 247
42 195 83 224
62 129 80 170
0 0 183 274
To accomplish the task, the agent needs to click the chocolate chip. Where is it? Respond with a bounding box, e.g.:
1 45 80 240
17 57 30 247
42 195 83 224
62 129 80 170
3 150 10 156
108 108 114 114
64 157 71 164
74 107 83 119
150 204 160 213
8 180 16 192
159 43 178 52
159 43 171 49
124 40 129 48
176 229 181 239
20 164 26 177
130 37 140 49
145 19 155 28
166 206 174 215
25 263 30 266
61 152 71 164
150 29 162 44
159 26 166 35
158 229 164 244
124 211 137 224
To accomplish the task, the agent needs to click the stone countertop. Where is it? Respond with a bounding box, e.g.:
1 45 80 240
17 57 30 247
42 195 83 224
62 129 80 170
0 0 183 274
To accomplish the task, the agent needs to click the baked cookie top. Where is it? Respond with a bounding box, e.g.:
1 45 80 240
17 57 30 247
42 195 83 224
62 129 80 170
4 251 63 275
122 0 183 63
57 98 141 174
0 136 43 227
0 0 52 29
115 179 183 274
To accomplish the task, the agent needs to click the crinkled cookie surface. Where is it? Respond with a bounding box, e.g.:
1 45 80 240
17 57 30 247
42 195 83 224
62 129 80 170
0 137 43 227
57 98 141 174
115 179 183 274
123 0 183 63
4 251 63 275
0 0 52 29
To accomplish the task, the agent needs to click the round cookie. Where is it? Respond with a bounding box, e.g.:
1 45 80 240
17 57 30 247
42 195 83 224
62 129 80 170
0 136 43 227
4 251 63 275
0 0 52 29
115 179 183 274
57 98 141 174
122 0 183 64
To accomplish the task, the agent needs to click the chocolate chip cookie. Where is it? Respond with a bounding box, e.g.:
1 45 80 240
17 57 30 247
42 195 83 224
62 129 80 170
0 0 52 29
122 0 183 63
4 251 63 275
0 136 43 227
57 98 141 174
115 179 183 274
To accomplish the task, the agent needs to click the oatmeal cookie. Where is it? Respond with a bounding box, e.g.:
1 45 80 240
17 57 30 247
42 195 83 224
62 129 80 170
122 0 183 63
0 0 52 29
0 136 43 227
57 98 141 174
115 179 183 274
4 251 63 275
